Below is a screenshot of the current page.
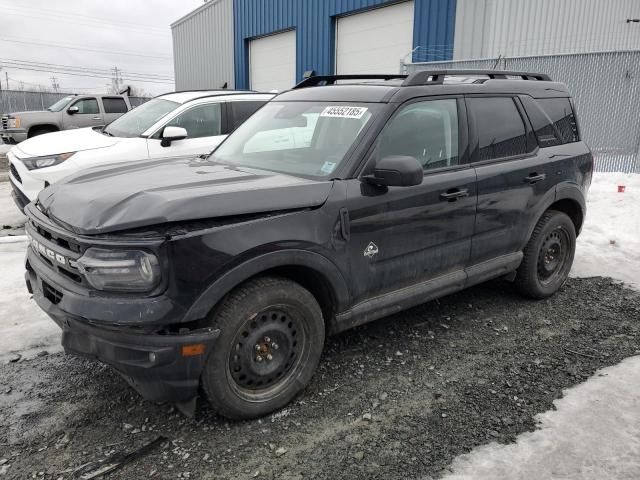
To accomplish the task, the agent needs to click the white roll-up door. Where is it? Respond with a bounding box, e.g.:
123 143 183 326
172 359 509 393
335 1 415 75
249 30 296 92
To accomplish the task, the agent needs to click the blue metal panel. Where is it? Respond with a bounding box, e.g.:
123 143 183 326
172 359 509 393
234 0 457 89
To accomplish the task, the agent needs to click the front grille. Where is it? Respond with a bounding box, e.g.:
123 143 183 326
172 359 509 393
31 220 82 253
1 116 8 130
42 281 63 305
9 162 22 183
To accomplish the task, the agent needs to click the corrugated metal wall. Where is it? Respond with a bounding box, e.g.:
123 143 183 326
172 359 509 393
453 0 640 60
233 0 457 89
171 0 235 90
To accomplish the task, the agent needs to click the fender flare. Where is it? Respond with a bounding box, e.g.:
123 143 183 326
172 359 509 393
183 249 351 323
28 124 60 136
525 183 586 243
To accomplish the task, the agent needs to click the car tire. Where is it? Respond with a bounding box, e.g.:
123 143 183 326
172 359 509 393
202 276 325 420
515 210 576 299
28 127 57 138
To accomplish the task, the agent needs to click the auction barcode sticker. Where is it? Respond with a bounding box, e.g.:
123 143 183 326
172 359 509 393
320 106 368 119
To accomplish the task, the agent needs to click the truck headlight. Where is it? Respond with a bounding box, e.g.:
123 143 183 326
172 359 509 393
21 152 75 170
8 116 20 128
76 248 161 292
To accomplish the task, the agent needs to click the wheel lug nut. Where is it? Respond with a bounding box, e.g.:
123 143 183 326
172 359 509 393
264 336 271 343
256 355 263 362
266 354 273 361
271 342 279 350
255 344 261 351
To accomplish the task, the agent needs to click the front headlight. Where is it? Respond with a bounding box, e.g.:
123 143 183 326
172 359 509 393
8 116 20 128
76 248 161 292
21 152 75 170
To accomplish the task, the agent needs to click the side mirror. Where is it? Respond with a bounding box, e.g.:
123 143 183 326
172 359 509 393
363 155 423 187
67 106 79 115
161 126 188 147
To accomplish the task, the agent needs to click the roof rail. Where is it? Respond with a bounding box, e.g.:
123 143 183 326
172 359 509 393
403 69 551 86
293 74 407 89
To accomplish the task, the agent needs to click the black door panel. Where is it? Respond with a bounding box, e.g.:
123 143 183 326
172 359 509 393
345 167 477 304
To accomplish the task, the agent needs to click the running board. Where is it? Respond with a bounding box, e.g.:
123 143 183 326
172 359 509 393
332 252 523 334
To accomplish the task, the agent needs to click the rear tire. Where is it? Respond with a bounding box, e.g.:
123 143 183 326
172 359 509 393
202 276 325 420
515 210 576 299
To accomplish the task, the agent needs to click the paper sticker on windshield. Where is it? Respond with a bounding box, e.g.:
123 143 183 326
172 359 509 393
320 106 368 119
320 161 337 174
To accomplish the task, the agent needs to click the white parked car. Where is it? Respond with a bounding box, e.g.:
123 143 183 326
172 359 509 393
8 90 274 210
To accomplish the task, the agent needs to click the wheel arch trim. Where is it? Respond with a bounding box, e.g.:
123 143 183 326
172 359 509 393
183 249 350 324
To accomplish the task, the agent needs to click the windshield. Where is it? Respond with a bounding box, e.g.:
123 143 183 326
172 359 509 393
104 98 179 138
47 96 74 112
211 101 381 178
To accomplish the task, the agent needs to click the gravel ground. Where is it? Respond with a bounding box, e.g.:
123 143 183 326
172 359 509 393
1 277 639 480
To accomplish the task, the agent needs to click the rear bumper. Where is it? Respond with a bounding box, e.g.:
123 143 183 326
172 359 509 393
0 129 28 143
25 251 220 403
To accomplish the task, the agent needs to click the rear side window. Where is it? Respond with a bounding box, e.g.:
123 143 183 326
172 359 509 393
536 98 579 144
468 97 530 161
231 101 266 129
103 97 128 114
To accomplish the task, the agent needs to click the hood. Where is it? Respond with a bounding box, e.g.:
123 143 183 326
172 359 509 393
38 156 333 235
16 127 120 157
5 110 52 118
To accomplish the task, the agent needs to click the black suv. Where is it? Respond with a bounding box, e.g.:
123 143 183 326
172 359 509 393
24 70 593 419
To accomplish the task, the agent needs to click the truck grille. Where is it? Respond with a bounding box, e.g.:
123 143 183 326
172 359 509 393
9 162 21 183
1 116 8 130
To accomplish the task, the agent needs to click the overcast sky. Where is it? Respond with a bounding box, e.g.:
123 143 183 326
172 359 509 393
0 0 203 95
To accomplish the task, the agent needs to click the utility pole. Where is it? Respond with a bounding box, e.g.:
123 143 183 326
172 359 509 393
50 76 60 92
5 72 8 90
0 66 3 92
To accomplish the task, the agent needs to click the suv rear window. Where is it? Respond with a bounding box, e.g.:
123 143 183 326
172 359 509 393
468 97 530 161
103 97 128 114
536 98 579 144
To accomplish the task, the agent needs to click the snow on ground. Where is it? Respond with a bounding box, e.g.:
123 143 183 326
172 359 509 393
571 172 640 290
440 355 640 480
0 237 61 362
0 181 26 235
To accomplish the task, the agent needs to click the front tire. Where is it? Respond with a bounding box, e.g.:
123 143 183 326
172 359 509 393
202 276 325 420
515 210 576 299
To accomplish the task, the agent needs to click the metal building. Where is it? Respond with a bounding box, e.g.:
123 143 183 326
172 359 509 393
171 0 235 90
172 0 456 91
171 0 640 91
452 0 640 61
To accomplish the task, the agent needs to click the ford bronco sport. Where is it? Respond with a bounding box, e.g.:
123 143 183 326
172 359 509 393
23 70 593 419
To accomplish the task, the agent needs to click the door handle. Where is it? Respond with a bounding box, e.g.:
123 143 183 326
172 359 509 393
524 173 546 184
439 188 469 202
92 117 102 120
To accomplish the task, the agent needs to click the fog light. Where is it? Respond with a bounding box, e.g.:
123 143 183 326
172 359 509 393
148 352 157 363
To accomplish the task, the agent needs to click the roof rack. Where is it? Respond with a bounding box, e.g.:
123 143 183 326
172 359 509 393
402 69 552 86
293 74 407 89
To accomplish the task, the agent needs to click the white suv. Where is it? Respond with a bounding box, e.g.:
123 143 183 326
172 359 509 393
8 90 274 210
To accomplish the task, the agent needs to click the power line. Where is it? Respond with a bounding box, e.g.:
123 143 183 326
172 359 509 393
1 65 174 84
0 58 174 80
0 36 172 60
0 5 167 33
1 9 169 37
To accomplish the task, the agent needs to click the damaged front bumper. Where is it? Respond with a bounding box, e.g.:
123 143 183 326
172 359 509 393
25 246 220 405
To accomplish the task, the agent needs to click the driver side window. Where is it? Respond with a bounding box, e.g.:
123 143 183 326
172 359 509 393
164 103 221 139
72 98 99 114
377 99 459 171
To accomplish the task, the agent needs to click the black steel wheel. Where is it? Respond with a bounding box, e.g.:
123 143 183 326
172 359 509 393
202 277 324 420
515 210 576 299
